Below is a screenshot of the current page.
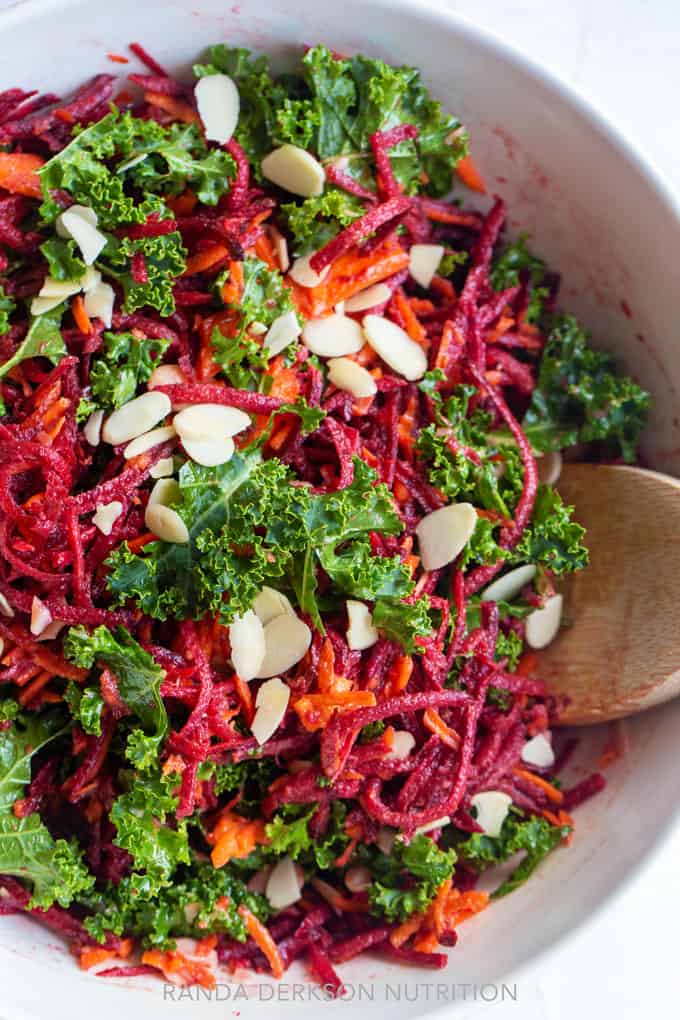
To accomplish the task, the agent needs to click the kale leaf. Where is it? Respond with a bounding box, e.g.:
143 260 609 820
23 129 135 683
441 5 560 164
84 330 171 412
359 833 457 922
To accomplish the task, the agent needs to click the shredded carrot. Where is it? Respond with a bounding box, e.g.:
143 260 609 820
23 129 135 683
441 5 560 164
334 836 358 869
79 947 117 970
254 231 278 270
237 906 284 979
126 531 158 553
294 691 376 732
71 294 92 335
144 91 199 124
107 53 129 64
423 707 461 749
393 289 428 348
455 154 487 194
267 420 295 452
413 930 440 954
390 912 426 947
209 809 267 868
17 670 54 706
220 260 244 304
487 312 515 343
0 152 44 197
184 244 228 276
443 888 489 928
516 652 539 676
513 767 564 804
383 654 413 699
289 239 409 319
310 878 367 914
232 672 254 725
142 948 216 989
317 638 335 693
41 397 71 428
166 188 197 216
430 275 457 301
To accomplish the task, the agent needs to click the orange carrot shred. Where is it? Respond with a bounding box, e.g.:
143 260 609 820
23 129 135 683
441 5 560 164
455 154 487 194
72 294 92 335
0 152 44 198
513 767 564 804
237 906 285 979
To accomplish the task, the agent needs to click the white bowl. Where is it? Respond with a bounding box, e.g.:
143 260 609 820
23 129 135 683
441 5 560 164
1 1 679 1018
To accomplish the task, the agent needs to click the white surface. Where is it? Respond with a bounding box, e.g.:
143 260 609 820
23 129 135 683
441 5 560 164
0 1 678 1019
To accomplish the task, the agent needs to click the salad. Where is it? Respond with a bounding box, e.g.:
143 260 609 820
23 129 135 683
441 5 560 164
0 41 649 990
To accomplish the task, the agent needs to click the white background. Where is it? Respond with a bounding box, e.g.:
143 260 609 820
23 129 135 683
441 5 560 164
0 0 678 1016
426 2 680 1017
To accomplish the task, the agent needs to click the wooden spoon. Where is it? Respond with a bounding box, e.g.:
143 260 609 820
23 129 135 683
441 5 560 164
536 463 680 725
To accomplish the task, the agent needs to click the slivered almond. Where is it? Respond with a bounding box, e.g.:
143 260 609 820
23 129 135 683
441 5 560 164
144 503 189 544
149 456 175 479
343 283 392 313
194 73 240 144
124 425 176 460
302 313 365 358
388 730 416 760
30 294 68 316
537 450 563 486
173 403 251 442
482 564 537 603
182 435 235 467
252 587 295 627
376 827 395 854
266 856 302 910
521 732 555 768
148 478 180 507
149 364 186 390
362 314 427 381
414 815 450 836
30 596 52 637
56 204 98 237
250 676 290 745
327 357 377 399
101 392 171 446
267 225 290 272
38 277 82 299
288 253 330 289
470 791 512 837
83 281 114 328
261 144 325 198
58 206 106 265
346 599 379 651
416 502 477 571
525 594 563 650
409 243 444 289
92 500 124 536
0 593 14 618
84 409 104 447
344 866 372 893
264 310 301 358
229 610 266 682
36 620 65 642
256 614 312 679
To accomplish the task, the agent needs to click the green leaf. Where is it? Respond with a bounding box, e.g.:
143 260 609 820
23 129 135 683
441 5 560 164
0 711 68 811
523 314 650 462
103 230 187 317
372 595 432 653
40 237 86 282
511 484 588 575
453 813 569 898
64 682 104 736
281 187 366 258
360 833 457 922
490 234 550 324
86 330 171 412
0 284 16 336
110 772 190 882
64 626 167 755
0 305 66 394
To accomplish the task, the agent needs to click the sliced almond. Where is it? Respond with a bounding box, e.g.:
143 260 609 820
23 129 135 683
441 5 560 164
414 815 451 836
344 283 392 314
58 207 106 265
30 596 52 637
409 244 445 289
482 564 537 604
388 730 416 760
35 619 65 642
101 391 171 446
265 856 302 910
83 281 114 328
144 503 189 544
525 594 563 650
264 309 301 358
30 295 66 316
84 409 104 447
327 357 377 399
346 599 379 651
194 73 239 144
182 435 235 467
173 403 251 442
56 204 98 237
288 253 330 289
148 477 180 507
249 321 268 337
376 827 395 855
148 364 186 390
261 144 325 198
537 450 563 486
124 425 176 460
267 225 289 273
362 314 428 381
256 614 312 679
344 865 372 893
229 609 266 682
149 456 175 479
416 502 478 571
251 676 290 745
302 314 365 358
92 500 123 536
252 586 295 627
521 731 555 768
39 277 82 299
0 593 14 618
470 791 512 838
80 266 102 292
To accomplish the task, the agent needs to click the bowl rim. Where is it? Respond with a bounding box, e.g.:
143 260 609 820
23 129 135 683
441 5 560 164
0 0 679 1010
